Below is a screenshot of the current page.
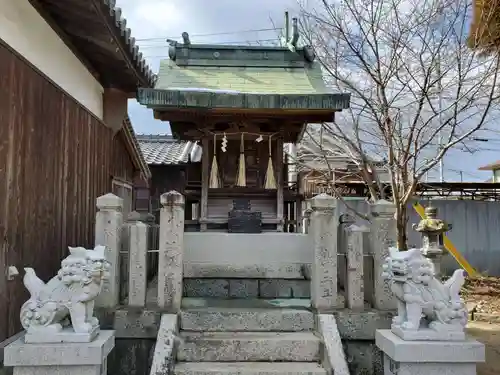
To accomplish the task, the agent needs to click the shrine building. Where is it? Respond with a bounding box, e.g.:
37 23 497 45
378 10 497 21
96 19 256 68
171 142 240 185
137 27 350 232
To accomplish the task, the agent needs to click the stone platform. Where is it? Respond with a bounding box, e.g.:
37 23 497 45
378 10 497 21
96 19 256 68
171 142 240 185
180 304 314 332
25 326 100 344
143 278 352 305
177 331 321 362
90 299 394 375
376 329 485 375
3 331 115 375
174 362 327 375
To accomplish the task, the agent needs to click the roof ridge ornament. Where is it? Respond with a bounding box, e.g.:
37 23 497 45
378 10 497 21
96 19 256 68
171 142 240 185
167 39 177 60
182 32 191 45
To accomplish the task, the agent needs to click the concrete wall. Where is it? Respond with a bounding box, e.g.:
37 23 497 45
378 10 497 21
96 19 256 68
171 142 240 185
0 0 104 118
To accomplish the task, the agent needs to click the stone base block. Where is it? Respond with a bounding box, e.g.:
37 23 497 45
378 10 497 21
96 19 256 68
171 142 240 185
25 326 100 344
182 278 311 298
376 330 484 375
391 326 465 341
174 362 327 375
13 364 107 375
4 330 115 375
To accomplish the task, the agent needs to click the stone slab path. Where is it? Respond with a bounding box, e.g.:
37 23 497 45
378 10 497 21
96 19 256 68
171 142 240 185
467 322 500 375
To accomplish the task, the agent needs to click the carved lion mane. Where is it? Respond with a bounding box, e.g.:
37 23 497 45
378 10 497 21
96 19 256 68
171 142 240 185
20 246 109 334
382 247 467 333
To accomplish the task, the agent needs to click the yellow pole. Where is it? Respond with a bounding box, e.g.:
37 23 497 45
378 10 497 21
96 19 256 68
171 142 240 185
412 201 478 277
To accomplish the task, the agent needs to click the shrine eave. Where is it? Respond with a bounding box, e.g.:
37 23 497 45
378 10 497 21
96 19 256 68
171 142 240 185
137 88 350 113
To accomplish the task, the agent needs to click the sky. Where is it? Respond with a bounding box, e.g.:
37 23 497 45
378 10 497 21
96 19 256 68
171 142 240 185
116 0 500 182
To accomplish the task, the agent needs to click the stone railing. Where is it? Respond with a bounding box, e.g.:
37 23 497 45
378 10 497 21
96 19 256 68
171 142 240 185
116 191 184 309
308 195 397 312
334 200 397 311
94 193 123 308
100 191 397 311
94 192 174 308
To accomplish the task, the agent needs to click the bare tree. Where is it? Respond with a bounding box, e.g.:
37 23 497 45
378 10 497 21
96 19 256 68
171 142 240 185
296 0 500 249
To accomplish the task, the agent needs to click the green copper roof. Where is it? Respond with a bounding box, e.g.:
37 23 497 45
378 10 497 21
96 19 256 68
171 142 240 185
137 44 350 111
154 58 329 94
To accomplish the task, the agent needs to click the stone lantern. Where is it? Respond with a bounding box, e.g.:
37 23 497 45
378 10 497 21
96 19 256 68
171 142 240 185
412 206 451 278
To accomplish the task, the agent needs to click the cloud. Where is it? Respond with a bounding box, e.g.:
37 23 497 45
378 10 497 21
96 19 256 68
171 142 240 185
115 0 496 181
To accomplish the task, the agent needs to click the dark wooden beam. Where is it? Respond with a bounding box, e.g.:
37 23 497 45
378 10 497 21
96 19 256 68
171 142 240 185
169 120 304 142
70 32 121 55
49 15 108 39
32 0 151 91
155 109 336 123
41 0 104 27
91 0 151 88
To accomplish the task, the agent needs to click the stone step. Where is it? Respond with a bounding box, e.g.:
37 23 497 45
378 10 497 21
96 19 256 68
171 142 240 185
177 332 321 362
183 278 310 298
174 362 327 375
180 307 314 332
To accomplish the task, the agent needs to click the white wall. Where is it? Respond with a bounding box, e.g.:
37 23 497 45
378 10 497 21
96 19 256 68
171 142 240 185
0 0 104 119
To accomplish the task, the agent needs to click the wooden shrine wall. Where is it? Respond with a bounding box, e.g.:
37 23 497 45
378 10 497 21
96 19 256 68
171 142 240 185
205 138 281 221
209 138 281 189
207 198 277 220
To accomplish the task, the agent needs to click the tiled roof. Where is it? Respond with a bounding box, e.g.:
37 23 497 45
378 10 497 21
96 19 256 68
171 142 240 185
101 0 156 86
136 135 192 165
34 0 156 90
137 43 350 114
138 133 350 167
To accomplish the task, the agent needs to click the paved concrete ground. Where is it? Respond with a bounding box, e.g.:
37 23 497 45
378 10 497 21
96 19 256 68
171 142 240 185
467 322 500 375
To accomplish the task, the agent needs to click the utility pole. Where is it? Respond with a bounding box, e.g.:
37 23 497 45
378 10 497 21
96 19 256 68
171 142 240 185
437 50 444 182
284 11 289 42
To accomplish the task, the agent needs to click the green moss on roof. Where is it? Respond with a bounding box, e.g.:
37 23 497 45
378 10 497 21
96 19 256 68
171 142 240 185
155 59 329 95
137 43 350 111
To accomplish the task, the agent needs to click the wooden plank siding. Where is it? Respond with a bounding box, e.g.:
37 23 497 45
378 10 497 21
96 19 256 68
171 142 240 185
0 41 136 341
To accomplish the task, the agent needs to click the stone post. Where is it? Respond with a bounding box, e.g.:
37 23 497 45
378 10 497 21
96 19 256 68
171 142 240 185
337 213 356 290
338 213 356 254
157 191 185 311
310 193 339 312
302 208 312 234
95 193 123 308
370 199 397 310
127 211 148 307
345 224 369 310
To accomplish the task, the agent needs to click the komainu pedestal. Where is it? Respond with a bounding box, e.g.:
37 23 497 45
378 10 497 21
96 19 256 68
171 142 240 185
376 247 485 375
3 245 115 375
4 331 115 375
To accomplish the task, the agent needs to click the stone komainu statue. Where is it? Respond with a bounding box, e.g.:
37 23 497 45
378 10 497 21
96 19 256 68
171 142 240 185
381 247 467 335
20 246 110 336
